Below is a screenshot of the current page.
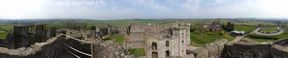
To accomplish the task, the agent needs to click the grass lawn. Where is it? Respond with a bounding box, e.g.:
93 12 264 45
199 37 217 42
190 31 232 46
234 25 256 32
114 34 124 43
260 27 277 32
128 48 145 56
103 34 125 43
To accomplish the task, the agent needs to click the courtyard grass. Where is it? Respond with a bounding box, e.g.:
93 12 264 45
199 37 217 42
114 34 124 43
102 34 125 43
190 30 235 46
190 31 222 46
128 48 145 56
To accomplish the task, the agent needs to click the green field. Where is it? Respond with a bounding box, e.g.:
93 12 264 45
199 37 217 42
128 48 145 56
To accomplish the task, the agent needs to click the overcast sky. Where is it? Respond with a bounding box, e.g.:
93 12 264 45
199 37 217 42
0 0 288 19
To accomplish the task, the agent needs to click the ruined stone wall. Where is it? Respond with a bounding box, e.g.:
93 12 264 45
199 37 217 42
146 37 185 58
58 29 87 40
125 24 151 48
7 24 53 49
49 27 57 37
92 40 125 58
169 27 189 57
221 44 288 58
127 23 190 58
0 35 74 58
126 32 145 48
35 25 46 39
116 27 128 34
0 35 92 58
175 29 187 57
12 25 31 49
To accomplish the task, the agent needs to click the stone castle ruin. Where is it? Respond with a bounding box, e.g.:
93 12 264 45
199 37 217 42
126 23 192 58
221 44 288 58
1 22 288 58
0 34 92 58
0 24 57 49
0 24 124 58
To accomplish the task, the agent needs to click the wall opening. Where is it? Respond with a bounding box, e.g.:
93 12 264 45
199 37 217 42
166 41 169 47
152 42 157 50
166 50 170 57
152 52 158 58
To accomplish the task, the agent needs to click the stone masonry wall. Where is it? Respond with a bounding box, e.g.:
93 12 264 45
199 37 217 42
221 44 288 58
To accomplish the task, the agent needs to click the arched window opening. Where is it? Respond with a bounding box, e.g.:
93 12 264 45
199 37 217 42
166 41 169 46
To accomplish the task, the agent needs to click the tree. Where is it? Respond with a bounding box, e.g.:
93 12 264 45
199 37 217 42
222 22 234 32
